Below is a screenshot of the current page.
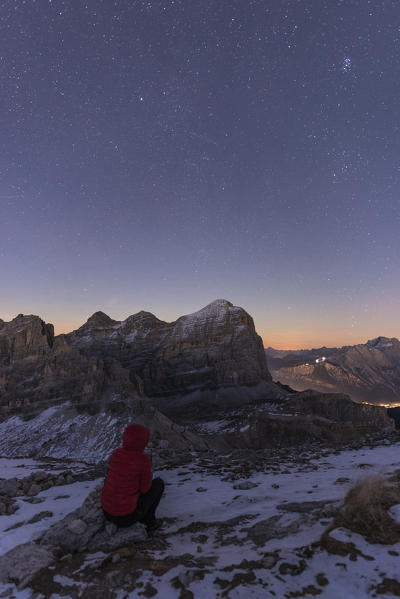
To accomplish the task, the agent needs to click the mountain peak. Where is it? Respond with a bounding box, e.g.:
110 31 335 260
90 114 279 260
366 336 398 349
187 299 234 317
131 310 157 319
124 310 165 329
85 311 119 328
12 313 39 323
205 299 233 310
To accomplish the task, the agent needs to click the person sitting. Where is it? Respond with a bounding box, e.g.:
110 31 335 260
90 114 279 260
101 423 164 532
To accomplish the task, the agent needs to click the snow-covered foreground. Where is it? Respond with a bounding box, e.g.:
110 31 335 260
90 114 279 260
2 441 400 598
0 479 100 557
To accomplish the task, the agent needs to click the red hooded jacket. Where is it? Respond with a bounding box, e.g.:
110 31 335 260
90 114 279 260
101 424 152 516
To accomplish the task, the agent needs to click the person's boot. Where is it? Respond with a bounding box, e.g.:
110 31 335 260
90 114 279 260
146 518 162 532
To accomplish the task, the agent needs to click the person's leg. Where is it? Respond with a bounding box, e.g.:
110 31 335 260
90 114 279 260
102 509 137 528
136 477 165 526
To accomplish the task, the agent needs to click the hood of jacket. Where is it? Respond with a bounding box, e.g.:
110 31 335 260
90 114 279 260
122 424 150 452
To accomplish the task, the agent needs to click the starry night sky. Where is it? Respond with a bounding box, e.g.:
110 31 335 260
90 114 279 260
1 0 400 348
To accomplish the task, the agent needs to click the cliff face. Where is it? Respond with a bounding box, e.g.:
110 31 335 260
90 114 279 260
0 333 107 420
267 337 400 405
0 300 278 458
0 300 276 421
284 390 393 429
139 299 272 396
0 305 394 457
222 390 393 450
67 299 273 399
0 314 54 364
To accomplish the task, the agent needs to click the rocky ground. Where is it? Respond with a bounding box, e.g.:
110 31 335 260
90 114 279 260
1 435 400 598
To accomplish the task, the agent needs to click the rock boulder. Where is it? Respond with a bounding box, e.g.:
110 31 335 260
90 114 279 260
39 484 147 553
0 542 55 588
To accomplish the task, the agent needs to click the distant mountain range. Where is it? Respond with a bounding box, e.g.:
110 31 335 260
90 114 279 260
266 337 400 406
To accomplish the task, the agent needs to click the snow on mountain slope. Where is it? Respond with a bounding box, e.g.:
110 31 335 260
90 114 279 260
0 401 209 460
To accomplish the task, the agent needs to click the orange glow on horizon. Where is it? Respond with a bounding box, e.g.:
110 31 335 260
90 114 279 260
257 327 392 351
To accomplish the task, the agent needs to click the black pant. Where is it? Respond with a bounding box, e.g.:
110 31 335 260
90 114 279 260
103 477 164 528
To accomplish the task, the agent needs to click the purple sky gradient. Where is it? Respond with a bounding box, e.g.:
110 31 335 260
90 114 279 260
1 1 399 348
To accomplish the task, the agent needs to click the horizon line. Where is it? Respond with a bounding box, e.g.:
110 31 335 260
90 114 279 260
1 309 397 353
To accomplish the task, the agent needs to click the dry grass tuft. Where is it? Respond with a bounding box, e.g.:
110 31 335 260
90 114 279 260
332 475 400 544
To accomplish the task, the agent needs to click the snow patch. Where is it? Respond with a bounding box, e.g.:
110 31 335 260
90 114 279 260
0 478 100 556
0 403 125 462
389 503 400 524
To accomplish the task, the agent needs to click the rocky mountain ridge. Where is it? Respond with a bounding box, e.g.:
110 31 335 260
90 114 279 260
0 314 54 364
0 300 282 457
266 336 400 405
0 300 274 416
0 301 395 459
65 299 273 401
